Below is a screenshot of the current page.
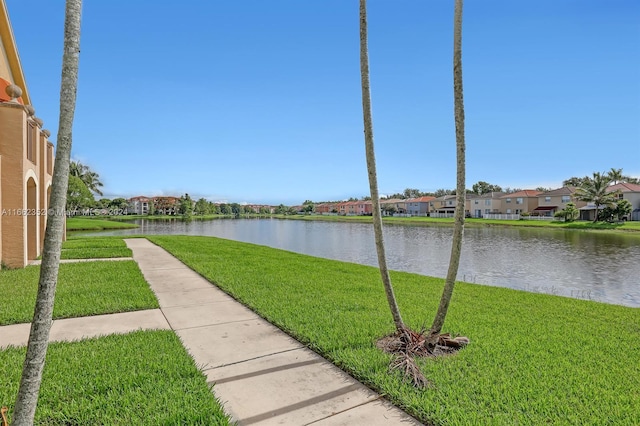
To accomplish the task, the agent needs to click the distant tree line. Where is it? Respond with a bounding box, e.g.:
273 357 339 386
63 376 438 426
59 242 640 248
67 162 637 220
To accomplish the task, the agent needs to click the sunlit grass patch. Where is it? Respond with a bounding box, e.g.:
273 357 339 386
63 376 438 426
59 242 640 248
66 217 138 231
150 235 640 425
0 330 231 425
62 238 128 249
60 247 132 259
0 261 158 325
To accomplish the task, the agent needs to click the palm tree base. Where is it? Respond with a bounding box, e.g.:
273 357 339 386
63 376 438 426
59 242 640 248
376 329 469 388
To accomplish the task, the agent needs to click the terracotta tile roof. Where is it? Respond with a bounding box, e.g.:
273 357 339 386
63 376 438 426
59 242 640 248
478 192 506 199
608 183 640 193
539 186 577 196
501 190 541 198
406 196 436 203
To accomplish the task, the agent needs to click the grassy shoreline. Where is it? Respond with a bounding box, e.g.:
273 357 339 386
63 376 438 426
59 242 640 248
69 213 640 236
149 235 640 425
66 217 139 231
274 213 640 233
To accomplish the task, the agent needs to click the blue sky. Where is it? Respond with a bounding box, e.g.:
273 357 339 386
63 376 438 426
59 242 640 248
7 0 640 205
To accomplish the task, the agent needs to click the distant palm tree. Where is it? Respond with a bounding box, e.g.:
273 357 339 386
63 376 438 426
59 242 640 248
575 172 617 222
607 168 624 185
607 168 639 185
627 176 640 184
13 0 83 423
70 160 103 195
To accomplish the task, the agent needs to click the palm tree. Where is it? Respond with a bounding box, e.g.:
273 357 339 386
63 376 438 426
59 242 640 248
69 159 86 176
575 172 617 222
427 0 466 347
359 0 405 332
70 160 103 195
607 168 624 185
13 1 83 423
606 168 639 185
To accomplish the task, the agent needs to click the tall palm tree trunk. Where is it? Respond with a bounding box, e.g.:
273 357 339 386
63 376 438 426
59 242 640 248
13 1 83 424
428 0 466 344
359 0 405 332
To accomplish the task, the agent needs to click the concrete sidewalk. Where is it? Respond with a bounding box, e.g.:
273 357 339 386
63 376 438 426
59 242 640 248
0 309 169 349
125 238 422 425
0 239 423 424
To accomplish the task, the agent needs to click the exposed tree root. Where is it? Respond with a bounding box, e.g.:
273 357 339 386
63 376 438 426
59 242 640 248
376 328 469 389
390 351 430 389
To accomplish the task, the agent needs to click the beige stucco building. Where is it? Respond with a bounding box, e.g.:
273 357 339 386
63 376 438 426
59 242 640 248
534 187 586 217
0 0 54 268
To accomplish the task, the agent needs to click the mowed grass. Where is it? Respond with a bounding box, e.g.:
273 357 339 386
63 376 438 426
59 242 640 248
0 330 231 425
61 237 132 259
0 261 158 325
149 235 640 425
66 217 138 231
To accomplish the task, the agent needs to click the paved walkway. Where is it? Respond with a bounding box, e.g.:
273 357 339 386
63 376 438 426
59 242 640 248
29 257 133 266
1 239 423 425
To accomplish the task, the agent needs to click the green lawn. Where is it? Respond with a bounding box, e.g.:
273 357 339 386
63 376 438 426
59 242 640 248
0 261 158 325
0 331 231 425
149 235 640 425
61 237 132 259
66 217 139 231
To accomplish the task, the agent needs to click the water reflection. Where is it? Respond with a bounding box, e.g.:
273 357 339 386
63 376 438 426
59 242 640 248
87 218 640 307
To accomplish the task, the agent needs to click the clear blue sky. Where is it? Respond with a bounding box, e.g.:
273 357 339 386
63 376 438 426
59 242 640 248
7 0 640 205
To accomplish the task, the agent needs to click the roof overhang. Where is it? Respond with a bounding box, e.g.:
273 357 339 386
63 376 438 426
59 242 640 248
0 0 31 105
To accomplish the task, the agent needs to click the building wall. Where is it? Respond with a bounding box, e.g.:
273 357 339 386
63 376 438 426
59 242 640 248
623 193 640 211
0 1 53 268
0 103 28 267
519 197 538 213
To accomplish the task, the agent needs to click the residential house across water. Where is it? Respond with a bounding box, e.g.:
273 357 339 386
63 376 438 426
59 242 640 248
578 182 640 221
534 187 586 217
500 190 541 216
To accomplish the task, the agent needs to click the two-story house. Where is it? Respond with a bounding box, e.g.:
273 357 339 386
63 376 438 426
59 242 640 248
534 187 586 217
430 194 471 217
468 192 505 218
500 190 541 215
380 198 406 215
578 182 640 221
610 183 640 221
405 196 435 216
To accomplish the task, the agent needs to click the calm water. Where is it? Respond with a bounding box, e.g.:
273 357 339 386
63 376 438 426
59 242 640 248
88 218 640 308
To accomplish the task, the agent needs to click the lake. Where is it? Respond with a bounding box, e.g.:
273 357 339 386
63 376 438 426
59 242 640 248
87 218 640 308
